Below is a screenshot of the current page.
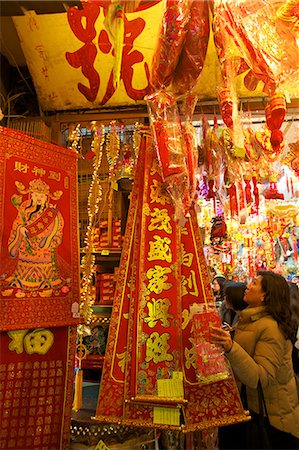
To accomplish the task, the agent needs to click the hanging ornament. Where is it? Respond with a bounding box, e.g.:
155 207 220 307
103 1 125 88
210 215 227 246
265 93 286 152
80 123 105 324
282 140 299 176
106 120 121 245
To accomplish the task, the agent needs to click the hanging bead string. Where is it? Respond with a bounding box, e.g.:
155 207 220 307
106 120 121 245
80 122 105 324
68 123 81 154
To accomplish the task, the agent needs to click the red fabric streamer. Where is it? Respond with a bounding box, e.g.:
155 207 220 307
151 0 192 90
173 0 210 94
228 183 238 217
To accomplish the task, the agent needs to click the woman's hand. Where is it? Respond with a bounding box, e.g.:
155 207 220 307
210 326 233 353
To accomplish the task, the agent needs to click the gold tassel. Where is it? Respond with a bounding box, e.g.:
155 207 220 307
72 368 83 412
108 188 114 246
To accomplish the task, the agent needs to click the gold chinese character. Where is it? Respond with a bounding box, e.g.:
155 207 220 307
14 389 21 398
32 166 46 177
181 243 193 267
148 236 172 263
148 208 172 234
150 158 160 176
145 332 173 364
181 270 199 297
150 180 171 205
144 298 173 328
8 329 28 354
14 161 29 173
24 328 54 355
48 171 61 181
116 351 126 373
146 265 172 294
185 338 197 369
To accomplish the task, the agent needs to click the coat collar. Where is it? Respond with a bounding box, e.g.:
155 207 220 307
239 305 269 323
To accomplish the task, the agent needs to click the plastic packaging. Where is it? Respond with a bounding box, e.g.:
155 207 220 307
151 0 192 90
192 304 229 384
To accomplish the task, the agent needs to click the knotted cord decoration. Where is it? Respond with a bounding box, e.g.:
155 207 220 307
68 123 81 154
265 93 286 153
106 120 120 245
73 325 89 412
80 123 105 324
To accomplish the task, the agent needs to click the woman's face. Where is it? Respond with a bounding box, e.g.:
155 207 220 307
244 275 265 307
212 279 220 293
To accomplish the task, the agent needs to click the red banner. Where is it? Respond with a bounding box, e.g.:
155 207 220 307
0 326 76 449
95 129 247 430
0 127 81 331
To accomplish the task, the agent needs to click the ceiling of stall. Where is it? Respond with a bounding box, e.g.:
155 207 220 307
0 1 298 116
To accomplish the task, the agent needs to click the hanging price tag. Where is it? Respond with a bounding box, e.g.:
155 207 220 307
101 249 110 256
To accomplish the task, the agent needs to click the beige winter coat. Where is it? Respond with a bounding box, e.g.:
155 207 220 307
226 305 299 438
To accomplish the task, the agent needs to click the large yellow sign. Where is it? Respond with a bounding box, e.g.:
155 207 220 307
13 1 298 111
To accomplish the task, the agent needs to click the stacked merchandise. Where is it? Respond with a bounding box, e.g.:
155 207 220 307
95 272 117 306
94 219 122 250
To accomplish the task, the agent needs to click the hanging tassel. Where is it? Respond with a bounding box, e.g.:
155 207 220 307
291 177 294 197
229 183 238 217
293 234 298 262
108 187 114 246
72 367 83 412
104 2 125 89
286 176 290 193
252 174 259 215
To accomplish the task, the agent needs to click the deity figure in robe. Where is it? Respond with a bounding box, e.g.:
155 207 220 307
5 178 64 290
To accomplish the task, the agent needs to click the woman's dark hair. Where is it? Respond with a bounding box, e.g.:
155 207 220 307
213 276 227 300
258 271 295 340
289 282 299 325
224 282 247 311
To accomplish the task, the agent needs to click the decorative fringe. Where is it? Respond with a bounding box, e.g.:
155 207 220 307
72 368 83 412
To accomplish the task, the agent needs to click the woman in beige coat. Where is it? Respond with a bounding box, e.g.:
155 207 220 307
211 270 299 449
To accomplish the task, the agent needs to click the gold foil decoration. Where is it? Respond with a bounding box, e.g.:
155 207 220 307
80 123 105 324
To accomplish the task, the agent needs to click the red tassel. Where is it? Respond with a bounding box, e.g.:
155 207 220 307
270 129 283 150
229 183 238 217
293 236 298 262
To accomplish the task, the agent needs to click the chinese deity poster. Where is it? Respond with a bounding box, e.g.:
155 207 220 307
0 126 81 330
0 127 80 449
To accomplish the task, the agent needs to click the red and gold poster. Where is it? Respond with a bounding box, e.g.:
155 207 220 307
0 127 80 449
95 129 248 431
0 326 76 450
0 126 80 330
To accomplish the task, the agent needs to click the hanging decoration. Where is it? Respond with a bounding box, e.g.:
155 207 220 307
68 124 81 154
105 120 121 245
95 128 248 431
265 93 286 153
80 123 105 324
73 326 89 412
103 1 125 89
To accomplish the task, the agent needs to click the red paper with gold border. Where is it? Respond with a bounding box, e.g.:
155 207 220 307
0 326 76 449
95 129 248 430
0 126 80 330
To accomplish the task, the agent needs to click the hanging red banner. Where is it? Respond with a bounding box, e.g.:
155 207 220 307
0 326 76 450
95 129 248 431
